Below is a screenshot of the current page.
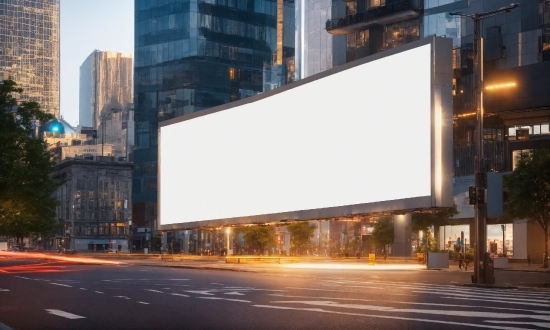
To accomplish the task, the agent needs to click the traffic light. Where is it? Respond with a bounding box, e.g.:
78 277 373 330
468 186 477 205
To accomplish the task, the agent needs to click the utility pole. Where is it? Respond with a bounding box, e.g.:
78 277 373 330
450 3 518 284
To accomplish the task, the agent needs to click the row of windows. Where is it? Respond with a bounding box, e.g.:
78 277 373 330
136 38 272 67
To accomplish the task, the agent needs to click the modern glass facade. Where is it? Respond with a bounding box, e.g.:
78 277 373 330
0 0 60 118
295 0 346 79
134 0 290 227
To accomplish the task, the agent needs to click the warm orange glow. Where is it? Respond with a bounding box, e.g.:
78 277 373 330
485 82 516 90
0 251 125 265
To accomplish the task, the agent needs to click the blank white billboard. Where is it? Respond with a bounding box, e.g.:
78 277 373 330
159 37 453 229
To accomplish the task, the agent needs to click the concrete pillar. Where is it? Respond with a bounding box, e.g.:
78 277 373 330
393 214 412 257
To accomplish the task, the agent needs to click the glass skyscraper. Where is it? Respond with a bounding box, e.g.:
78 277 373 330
133 0 294 229
0 0 60 118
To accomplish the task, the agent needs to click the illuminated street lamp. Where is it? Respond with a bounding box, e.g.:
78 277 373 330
450 3 518 284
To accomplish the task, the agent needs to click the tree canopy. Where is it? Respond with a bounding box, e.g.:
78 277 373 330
503 148 550 268
0 80 58 240
240 225 277 253
286 221 317 254
411 206 458 232
371 217 394 251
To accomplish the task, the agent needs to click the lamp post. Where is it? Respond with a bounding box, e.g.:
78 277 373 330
450 3 518 284
101 108 120 158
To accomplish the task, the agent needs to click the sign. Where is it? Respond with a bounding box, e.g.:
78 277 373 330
368 254 376 265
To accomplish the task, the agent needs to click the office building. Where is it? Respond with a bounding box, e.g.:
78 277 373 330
51 158 132 251
0 0 60 118
79 50 133 159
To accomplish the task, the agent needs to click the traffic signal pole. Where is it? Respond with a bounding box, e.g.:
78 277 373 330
450 3 518 284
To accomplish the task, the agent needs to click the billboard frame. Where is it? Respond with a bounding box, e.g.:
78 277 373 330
158 36 453 231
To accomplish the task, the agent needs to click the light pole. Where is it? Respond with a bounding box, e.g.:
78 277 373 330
450 3 518 284
101 108 120 158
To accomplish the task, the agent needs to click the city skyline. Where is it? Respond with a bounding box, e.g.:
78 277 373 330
60 0 133 126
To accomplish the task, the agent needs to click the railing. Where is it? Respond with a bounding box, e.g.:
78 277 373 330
326 0 420 32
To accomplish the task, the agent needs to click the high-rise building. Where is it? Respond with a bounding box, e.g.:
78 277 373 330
79 50 133 159
133 0 288 232
0 0 60 118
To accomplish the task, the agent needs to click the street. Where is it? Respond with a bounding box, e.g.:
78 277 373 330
1 255 550 329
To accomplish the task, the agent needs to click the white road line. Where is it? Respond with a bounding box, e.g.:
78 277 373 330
45 309 85 320
94 291 104 294
79 288 86 290
224 292 245 296
170 293 190 297
252 305 529 330
137 301 150 304
0 289 9 292
484 321 550 328
415 290 550 305
185 290 214 295
210 283 224 285
113 296 131 299
198 297 251 303
145 289 164 293
269 300 550 321
14 276 31 280
443 296 550 308
50 283 72 288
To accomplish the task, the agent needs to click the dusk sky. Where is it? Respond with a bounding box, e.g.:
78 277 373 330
60 0 134 127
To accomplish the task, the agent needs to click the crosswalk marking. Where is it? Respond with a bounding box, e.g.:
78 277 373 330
45 309 85 320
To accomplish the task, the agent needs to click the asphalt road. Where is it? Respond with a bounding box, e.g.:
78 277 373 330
1 257 550 330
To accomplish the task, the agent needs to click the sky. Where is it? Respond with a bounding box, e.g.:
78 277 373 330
60 0 134 127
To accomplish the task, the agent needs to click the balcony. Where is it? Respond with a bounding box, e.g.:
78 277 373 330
326 0 422 35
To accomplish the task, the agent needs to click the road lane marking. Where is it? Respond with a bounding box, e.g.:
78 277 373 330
269 300 550 321
80 288 86 290
252 305 529 330
94 291 104 294
484 321 550 328
45 309 85 319
442 296 550 308
199 297 251 303
14 276 31 280
114 296 131 299
170 293 190 297
185 290 214 295
0 288 9 292
145 289 163 293
137 301 150 304
50 283 72 288
224 292 245 296
210 283 224 285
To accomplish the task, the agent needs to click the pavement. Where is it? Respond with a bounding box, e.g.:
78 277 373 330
64 252 550 274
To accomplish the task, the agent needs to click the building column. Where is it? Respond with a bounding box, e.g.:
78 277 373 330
393 214 412 257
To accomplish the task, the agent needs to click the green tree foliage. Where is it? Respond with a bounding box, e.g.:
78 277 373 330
503 149 550 268
411 206 458 232
286 221 317 255
240 225 277 253
371 217 394 253
412 206 458 252
0 80 58 241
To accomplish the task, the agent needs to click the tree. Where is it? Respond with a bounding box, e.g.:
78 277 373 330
286 221 317 255
240 225 277 254
503 148 550 268
371 217 394 256
412 206 458 252
0 80 58 242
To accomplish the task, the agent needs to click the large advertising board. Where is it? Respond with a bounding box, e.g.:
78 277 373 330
159 36 453 230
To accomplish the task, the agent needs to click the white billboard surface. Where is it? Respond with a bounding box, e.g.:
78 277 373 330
160 39 451 228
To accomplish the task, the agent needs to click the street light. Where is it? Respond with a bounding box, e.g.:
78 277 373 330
100 108 121 158
450 2 518 284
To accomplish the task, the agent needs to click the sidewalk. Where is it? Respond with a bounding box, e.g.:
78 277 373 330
80 253 550 274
